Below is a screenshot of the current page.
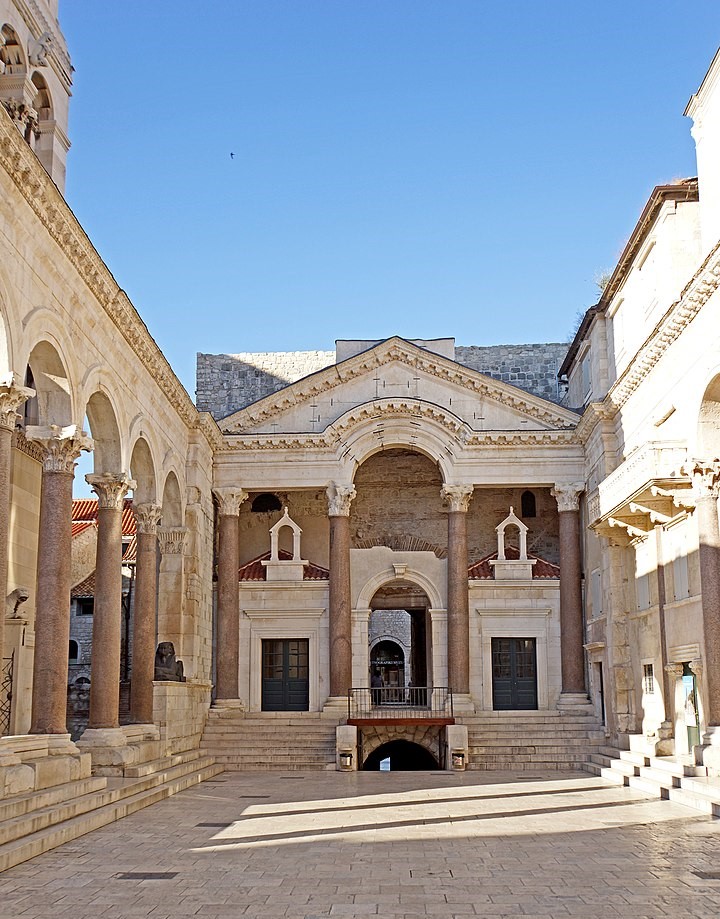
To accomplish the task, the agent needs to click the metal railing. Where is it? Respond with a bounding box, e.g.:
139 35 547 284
348 686 453 720
0 652 14 736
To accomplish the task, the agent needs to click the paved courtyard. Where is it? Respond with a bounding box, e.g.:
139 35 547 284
1 770 719 919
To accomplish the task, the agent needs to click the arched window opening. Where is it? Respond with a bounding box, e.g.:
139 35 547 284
0 25 25 74
68 640 79 662
521 490 536 518
23 365 38 426
251 493 282 513
31 72 52 122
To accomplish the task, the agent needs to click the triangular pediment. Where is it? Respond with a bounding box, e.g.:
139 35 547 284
220 337 579 436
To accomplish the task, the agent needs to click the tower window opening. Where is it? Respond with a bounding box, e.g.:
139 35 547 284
251 493 282 513
521 490 536 518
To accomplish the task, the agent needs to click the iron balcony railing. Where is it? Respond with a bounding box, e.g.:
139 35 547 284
348 686 453 720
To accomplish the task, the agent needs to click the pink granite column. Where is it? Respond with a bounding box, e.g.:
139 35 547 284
690 461 720 726
130 503 162 724
213 488 247 701
552 483 587 700
0 376 34 671
27 425 93 734
86 473 135 729
442 484 474 695
327 484 356 700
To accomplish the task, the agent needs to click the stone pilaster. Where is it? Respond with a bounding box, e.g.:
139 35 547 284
156 526 188 660
327 483 356 702
27 425 93 734
213 488 248 702
441 484 473 699
130 503 162 724
0 374 34 673
551 483 590 710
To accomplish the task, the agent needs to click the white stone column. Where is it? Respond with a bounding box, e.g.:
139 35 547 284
351 608 371 689
213 488 247 704
429 608 448 709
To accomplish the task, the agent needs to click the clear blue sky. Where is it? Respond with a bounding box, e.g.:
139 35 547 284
60 1 720 401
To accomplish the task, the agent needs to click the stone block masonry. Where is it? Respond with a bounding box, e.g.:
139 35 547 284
455 342 569 404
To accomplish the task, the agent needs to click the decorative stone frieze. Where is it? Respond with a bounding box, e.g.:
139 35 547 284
327 483 356 517
213 487 248 516
26 424 93 474
551 483 584 513
157 527 188 555
684 459 720 499
132 503 162 535
86 473 135 508
441 484 474 513
0 373 34 431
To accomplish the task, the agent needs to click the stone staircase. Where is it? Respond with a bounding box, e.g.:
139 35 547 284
460 711 606 771
0 748 223 872
584 746 720 817
201 710 339 770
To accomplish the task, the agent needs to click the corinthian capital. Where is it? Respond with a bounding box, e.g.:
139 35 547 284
441 483 474 513
26 424 93 474
133 503 162 535
0 372 35 432
683 459 720 499
213 487 248 516
551 482 584 513
157 526 188 555
326 483 356 517
86 472 136 509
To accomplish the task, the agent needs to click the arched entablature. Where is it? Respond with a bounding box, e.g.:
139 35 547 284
160 469 184 527
128 432 159 505
84 390 123 475
19 311 82 412
0 24 26 74
327 400 469 485
24 338 74 426
357 568 443 614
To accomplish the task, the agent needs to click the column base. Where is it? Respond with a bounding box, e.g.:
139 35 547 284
697 725 720 774
557 692 594 715
77 726 162 775
212 698 246 712
449 693 475 714
323 696 350 715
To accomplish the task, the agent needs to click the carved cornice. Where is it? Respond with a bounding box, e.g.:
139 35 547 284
132 503 162 535
221 338 580 434
441 483 474 513
11 427 43 462
0 105 201 432
604 239 720 414
86 473 135 509
213 487 248 516
326 483 356 517
26 424 93 474
683 458 720 499
551 482 584 512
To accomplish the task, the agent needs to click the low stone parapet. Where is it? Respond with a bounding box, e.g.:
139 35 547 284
0 734 93 799
153 679 212 755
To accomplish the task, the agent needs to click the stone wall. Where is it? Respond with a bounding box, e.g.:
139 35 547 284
454 343 568 404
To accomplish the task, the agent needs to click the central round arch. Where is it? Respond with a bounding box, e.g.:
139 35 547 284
363 739 440 771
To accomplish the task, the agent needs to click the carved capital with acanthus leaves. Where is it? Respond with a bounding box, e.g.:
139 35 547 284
213 487 248 516
0 372 34 432
551 482 584 513
326 483 356 517
664 662 684 679
26 424 93 474
441 483 474 513
683 459 720 500
133 503 162 535
86 472 135 509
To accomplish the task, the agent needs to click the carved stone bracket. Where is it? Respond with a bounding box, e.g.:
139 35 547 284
85 472 135 509
213 487 248 516
551 482 585 513
26 424 93 474
441 483 474 513
683 459 720 500
689 658 704 679
132 503 162 535
0 373 35 431
157 526 188 556
326 483 356 517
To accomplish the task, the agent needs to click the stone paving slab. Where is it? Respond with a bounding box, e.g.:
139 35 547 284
0 770 718 918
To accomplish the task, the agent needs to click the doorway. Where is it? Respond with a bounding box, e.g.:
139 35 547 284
492 637 538 710
261 639 309 711
363 739 439 771
368 583 431 704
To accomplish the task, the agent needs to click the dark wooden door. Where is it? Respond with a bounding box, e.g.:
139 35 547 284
261 639 309 711
491 638 538 710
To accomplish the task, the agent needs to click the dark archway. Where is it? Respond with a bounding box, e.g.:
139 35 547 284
363 740 439 771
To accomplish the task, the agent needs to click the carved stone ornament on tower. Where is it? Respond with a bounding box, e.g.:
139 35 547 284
326 483 356 517
28 31 53 67
213 487 248 516
132 503 162 534
440 483 474 513
157 526 188 555
551 482 585 512
683 459 720 499
26 424 93 473
86 472 136 508
0 372 35 431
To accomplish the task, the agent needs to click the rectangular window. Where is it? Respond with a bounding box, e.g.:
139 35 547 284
643 663 655 695
76 598 94 616
636 573 650 610
671 529 689 600
581 354 592 402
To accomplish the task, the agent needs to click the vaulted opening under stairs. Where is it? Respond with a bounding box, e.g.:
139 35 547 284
363 740 439 771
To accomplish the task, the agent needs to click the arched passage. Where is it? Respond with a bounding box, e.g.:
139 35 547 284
25 340 73 427
363 739 439 771
698 375 720 459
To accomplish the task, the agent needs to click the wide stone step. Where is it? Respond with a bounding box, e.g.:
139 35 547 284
0 776 107 824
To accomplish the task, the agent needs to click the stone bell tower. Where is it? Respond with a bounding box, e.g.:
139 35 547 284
0 0 72 191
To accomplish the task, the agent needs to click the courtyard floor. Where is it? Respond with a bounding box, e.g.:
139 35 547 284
0 769 719 919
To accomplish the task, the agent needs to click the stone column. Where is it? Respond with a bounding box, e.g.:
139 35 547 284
688 461 720 739
551 483 590 710
441 484 474 700
130 503 162 724
213 488 247 702
0 374 34 669
85 474 135 730
27 425 93 735
327 483 356 702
